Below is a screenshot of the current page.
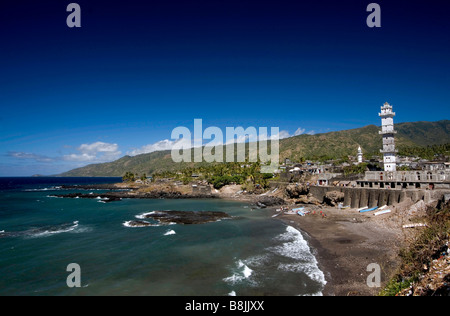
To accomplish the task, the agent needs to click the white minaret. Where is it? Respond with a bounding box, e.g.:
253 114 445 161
379 102 397 172
357 146 363 164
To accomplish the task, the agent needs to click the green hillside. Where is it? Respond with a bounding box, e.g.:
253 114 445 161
59 120 450 177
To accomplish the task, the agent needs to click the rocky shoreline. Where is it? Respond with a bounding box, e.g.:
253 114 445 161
52 183 287 207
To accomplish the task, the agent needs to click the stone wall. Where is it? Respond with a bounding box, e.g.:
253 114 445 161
309 185 450 208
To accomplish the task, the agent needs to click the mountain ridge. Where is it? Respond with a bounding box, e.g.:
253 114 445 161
59 120 450 177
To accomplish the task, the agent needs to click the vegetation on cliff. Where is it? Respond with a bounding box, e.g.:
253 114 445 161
380 200 450 296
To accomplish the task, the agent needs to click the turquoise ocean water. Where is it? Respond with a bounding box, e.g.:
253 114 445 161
0 177 325 296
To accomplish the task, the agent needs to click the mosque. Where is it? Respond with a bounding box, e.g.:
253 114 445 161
356 103 450 190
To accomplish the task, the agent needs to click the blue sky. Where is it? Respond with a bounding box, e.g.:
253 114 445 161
0 0 449 176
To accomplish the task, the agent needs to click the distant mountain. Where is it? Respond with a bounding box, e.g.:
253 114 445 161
59 120 450 177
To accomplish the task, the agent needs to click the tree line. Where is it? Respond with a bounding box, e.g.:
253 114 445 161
149 162 274 190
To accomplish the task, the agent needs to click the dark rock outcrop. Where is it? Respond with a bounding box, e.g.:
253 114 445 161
255 196 286 207
324 190 345 206
286 184 309 199
139 210 231 225
123 220 153 227
60 184 126 190
52 190 215 201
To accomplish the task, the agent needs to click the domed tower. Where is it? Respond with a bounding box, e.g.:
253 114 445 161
379 102 397 172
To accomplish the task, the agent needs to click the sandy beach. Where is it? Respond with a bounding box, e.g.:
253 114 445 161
214 185 407 295
277 207 403 296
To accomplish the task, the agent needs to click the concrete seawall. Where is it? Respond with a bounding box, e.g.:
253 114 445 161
310 186 448 208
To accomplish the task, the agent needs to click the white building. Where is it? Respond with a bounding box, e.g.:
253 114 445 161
379 102 397 172
357 146 363 164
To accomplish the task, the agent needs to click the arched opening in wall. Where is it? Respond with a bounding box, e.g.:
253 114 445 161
416 183 421 189
429 183 435 190
380 182 385 188
398 194 402 203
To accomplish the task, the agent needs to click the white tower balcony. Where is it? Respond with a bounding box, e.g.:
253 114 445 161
379 130 397 135
379 111 396 117
380 148 399 154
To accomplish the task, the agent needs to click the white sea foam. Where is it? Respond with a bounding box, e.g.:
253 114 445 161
122 220 154 228
228 291 237 296
24 186 61 192
70 226 93 234
28 221 80 238
164 230 176 236
270 226 327 287
239 260 253 279
97 198 111 203
135 211 156 219
46 195 62 198
301 291 324 296
223 260 254 285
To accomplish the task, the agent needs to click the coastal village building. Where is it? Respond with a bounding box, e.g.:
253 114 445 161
314 102 450 192
279 102 449 202
277 101 450 208
356 102 450 190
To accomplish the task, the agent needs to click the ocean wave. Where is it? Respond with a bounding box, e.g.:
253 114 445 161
24 186 62 192
270 226 327 286
164 230 176 236
0 221 83 239
135 211 157 219
28 221 80 238
46 195 63 199
223 260 254 285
